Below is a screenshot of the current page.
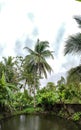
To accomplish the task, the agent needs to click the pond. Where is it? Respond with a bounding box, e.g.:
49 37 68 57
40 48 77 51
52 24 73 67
0 115 81 130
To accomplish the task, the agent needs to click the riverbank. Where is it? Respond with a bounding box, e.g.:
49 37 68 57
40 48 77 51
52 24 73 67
0 104 81 125
52 104 81 125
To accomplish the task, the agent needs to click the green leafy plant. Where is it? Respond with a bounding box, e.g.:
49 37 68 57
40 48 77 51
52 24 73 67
76 0 81 2
72 112 81 121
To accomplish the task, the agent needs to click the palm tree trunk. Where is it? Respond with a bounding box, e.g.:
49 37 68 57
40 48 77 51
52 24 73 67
33 87 36 108
33 77 36 108
33 69 38 108
23 79 27 91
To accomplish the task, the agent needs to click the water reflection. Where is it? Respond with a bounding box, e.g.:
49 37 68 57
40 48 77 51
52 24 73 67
0 124 1 129
0 115 81 130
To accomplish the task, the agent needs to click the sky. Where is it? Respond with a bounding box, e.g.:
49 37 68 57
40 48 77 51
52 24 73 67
0 0 81 86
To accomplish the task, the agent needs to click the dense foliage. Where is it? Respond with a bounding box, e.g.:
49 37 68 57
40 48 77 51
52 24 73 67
0 17 81 121
0 37 81 115
0 59 81 113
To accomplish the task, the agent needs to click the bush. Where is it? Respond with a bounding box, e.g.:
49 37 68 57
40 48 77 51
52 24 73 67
36 90 59 111
72 112 81 121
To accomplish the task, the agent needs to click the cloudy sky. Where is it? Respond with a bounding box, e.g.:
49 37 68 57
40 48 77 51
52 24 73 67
0 0 81 86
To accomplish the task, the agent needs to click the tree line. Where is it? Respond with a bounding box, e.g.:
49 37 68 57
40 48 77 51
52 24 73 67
0 16 81 113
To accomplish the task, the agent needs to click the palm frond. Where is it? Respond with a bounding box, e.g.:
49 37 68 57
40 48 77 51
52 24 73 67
42 59 53 73
34 39 49 53
68 65 81 76
41 50 54 59
40 65 47 78
66 65 81 84
24 46 35 54
74 15 81 28
64 33 81 55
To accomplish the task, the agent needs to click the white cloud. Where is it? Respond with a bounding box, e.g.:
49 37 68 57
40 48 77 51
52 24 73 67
0 0 81 85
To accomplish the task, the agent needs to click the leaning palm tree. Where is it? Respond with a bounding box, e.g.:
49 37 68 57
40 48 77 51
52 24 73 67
64 15 81 55
64 16 81 84
24 39 54 107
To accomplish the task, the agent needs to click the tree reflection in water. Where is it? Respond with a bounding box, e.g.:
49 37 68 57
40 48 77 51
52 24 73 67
1 115 81 130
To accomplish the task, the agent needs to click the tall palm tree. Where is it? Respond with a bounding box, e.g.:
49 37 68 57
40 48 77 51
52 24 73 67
24 39 54 107
24 39 54 78
64 16 81 55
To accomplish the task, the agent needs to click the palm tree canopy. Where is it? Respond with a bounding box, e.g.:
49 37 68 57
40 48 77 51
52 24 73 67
24 39 54 78
2 56 15 67
64 15 81 55
64 15 81 79
66 65 81 86
64 33 81 55
24 39 54 59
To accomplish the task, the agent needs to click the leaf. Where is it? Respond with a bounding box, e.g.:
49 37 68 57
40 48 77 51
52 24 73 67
76 0 81 2
7 83 18 90
0 71 6 87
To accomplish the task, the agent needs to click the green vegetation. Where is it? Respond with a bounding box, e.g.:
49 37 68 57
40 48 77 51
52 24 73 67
72 112 81 121
0 40 55 117
0 17 81 124
76 0 81 2
0 60 81 121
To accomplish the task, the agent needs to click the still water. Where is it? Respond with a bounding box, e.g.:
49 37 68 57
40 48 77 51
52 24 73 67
0 115 81 130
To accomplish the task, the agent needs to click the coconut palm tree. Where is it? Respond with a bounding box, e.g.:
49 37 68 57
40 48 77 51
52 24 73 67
24 39 54 107
64 16 81 55
24 39 54 78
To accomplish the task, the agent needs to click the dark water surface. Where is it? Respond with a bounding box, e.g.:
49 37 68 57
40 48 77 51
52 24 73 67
0 115 81 130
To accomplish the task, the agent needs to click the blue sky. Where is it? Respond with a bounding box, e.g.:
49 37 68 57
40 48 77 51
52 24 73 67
0 0 81 86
